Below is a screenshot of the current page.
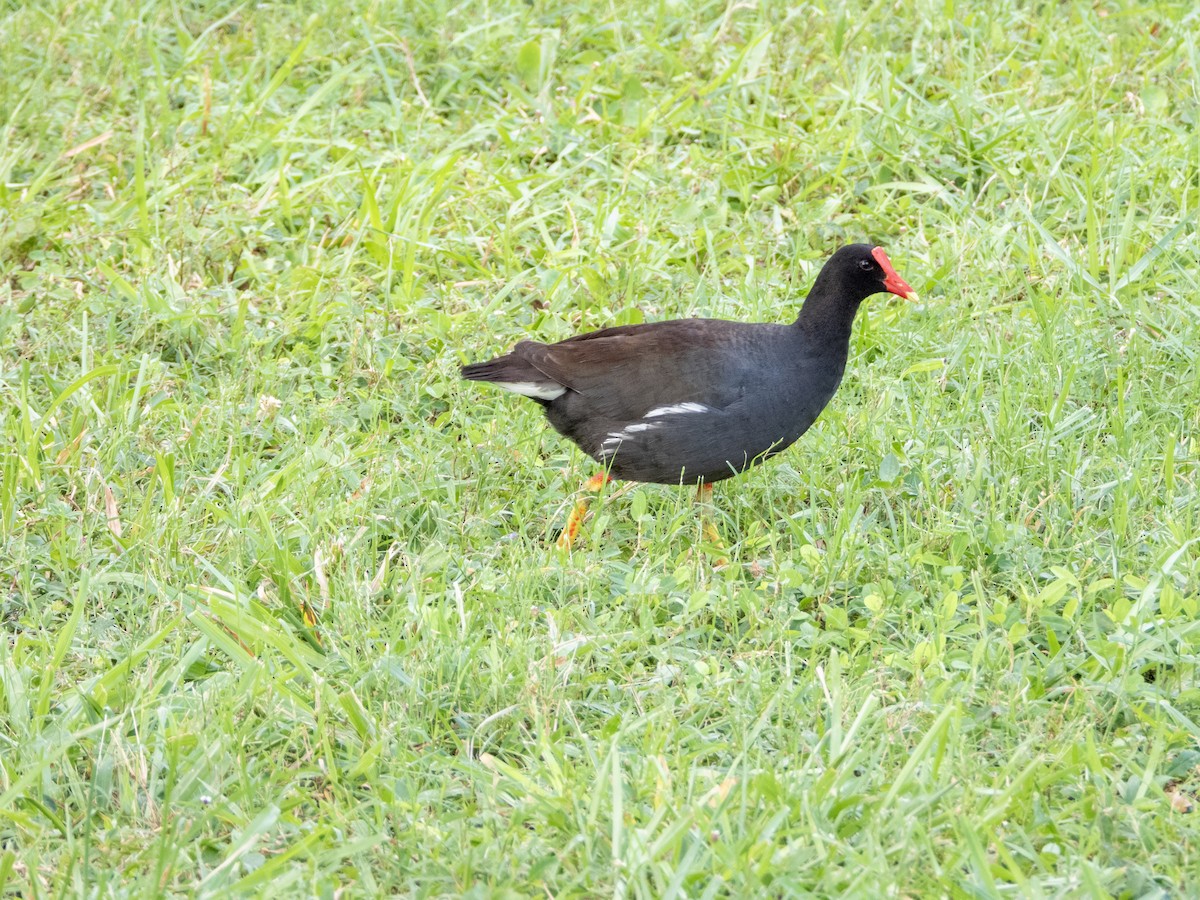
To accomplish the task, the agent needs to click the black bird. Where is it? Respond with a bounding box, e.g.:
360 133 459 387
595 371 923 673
462 244 915 548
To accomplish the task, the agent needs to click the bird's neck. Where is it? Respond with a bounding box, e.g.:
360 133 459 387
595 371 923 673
793 272 863 344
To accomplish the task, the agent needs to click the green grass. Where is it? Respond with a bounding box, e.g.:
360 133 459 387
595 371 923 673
2 0 1199 895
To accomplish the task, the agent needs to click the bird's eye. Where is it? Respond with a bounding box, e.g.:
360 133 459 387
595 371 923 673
858 259 873 271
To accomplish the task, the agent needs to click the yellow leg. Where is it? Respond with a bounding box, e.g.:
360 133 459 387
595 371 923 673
556 473 612 550
696 482 728 567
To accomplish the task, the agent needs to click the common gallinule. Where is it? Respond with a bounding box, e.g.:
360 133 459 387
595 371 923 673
462 244 915 549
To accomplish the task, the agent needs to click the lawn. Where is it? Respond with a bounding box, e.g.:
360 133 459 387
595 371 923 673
2 0 1199 895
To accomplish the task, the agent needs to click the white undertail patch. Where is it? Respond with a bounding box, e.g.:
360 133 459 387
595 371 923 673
493 381 566 400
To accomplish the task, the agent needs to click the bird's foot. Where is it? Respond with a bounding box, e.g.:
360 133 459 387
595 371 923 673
695 482 728 568
555 472 613 550
700 519 729 568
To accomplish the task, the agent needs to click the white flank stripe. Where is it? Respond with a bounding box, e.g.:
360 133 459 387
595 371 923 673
645 402 711 417
600 419 662 458
493 381 566 400
600 406 710 459
607 421 659 442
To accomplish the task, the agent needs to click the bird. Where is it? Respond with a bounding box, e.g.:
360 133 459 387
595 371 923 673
461 243 915 552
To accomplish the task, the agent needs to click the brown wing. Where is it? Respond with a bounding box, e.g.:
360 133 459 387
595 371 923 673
512 319 764 420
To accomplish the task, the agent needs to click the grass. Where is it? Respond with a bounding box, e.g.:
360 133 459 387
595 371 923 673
1 0 1199 894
